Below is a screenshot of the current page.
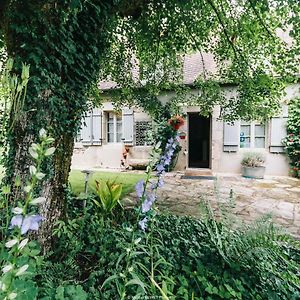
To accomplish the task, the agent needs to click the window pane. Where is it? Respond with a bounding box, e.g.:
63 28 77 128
240 137 250 148
107 133 114 143
255 137 265 148
116 133 122 143
240 125 251 136
108 122 114 133
255 124 265 136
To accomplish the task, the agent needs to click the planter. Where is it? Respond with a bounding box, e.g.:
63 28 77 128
242 166 265 179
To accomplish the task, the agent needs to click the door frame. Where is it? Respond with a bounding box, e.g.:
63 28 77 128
187 112 212 169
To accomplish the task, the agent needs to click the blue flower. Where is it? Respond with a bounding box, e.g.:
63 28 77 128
10 215 23 228
164 157 171 165
139 217 148 231
10 215 43 235
156 163 165 173
157 177 164 187
167 137 174 144
135 180 145 198
21 215 43 234
141 193 156 213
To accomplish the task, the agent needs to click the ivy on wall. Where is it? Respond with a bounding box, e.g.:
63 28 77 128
283 98 300 178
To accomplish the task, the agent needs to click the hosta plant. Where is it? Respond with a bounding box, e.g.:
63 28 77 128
93 180 122 214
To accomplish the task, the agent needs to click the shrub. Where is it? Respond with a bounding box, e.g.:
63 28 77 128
241 151 265 167
37 194 300 299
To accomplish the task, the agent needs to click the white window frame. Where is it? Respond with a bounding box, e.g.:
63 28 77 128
240 121 266 149
106 112 122 143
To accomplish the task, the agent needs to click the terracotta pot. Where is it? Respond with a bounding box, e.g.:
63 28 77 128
173 124 180 130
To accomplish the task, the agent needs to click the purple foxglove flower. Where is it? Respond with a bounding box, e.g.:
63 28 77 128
9 215 23 229
21 215 43 235
139 217 148 232
135 180 145 198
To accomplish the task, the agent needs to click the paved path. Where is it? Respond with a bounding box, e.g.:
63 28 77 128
127 173 300 237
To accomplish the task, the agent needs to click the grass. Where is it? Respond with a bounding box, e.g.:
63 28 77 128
0 166 144 198
68 170 146 197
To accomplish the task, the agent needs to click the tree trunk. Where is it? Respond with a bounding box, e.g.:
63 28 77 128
39 133 75 248
1 1 107 248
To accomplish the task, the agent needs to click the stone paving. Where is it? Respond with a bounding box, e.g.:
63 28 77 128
127 173 300 238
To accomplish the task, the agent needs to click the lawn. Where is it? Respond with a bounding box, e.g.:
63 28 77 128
0 168 144 198
68 169 146 197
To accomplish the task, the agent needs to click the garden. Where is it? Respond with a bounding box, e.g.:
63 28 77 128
0 1 300 299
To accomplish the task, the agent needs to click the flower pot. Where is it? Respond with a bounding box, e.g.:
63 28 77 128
173 124 181 130
242 166 265 179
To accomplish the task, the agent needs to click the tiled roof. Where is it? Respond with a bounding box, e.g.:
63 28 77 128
99 52 217 90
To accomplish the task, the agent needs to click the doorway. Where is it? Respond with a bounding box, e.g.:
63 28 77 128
188 113 211 168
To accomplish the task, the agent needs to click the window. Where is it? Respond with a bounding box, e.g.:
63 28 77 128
240 121 266 148
107 112 122 143
135 121 152 146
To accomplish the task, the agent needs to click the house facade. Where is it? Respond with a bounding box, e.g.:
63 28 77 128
72 83 299 176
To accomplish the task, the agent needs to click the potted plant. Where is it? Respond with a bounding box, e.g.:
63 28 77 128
168 115 185 131
241 151 266 179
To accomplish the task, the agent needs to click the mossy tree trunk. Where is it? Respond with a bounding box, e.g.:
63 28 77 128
0 0 122 248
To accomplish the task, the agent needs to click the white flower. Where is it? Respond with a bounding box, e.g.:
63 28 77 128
29 147 38 159
45 147 55 156
39 128 47 138
18 238 29 250
2 264 13 273
8 292 17 299
0 282 6 291
36 172 45 180
30 197 46 205
15 264 29 276
29 165 37 175
24 185 32 193
12 207 23 215
5 239 18 248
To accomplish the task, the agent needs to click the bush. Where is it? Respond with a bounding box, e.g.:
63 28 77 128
36 193 300 299
241 151 265 167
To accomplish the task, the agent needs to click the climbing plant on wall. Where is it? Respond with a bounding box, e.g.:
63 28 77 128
283 98 300 178
0 0 299 245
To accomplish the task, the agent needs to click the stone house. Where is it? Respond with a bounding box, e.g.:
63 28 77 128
72 53 299 176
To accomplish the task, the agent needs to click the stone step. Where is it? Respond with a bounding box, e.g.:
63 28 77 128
184 168 213 176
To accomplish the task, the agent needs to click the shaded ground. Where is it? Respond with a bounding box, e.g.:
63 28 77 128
127 172 300 238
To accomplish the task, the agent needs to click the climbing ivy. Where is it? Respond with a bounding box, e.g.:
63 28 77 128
283 98 300 178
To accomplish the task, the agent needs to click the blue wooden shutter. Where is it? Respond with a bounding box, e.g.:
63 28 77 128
269 105 288 153
223 121 240 152
80 112 92 145
91 108 102 145
122 108 134 145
